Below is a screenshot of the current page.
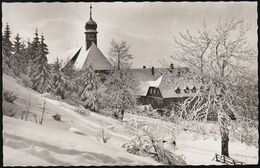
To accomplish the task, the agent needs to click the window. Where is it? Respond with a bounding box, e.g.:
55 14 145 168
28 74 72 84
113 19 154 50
150 88 153 94
191 87 196 93
175 87 181 94
177 71 181 77
184 87 189 93
157 89 160 95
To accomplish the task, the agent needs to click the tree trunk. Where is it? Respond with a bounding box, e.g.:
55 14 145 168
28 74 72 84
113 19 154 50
120 109 125 120
220 124 229 157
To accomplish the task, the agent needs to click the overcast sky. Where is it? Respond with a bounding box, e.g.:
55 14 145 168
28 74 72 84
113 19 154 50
2 2 257 68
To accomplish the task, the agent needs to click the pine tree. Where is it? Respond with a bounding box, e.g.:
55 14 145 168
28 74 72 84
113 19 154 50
78 65 100 111
52 58 68 99
2 23 13 73
25 39 32 70
31 34 53 93
28 29 40 78
31 29 40 61
13 34 27 76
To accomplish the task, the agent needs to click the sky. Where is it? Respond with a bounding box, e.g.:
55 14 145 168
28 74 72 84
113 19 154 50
2 2 257 68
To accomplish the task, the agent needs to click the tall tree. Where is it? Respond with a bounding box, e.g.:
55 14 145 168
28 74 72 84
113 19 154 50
101 40 136 120
30 34 53 93
108 39 133 70
52 58 73 99
78 65 101 111
28 29 40 78
25 39 32 70
2 23 13 73
172 19 257 157
13 34 27 75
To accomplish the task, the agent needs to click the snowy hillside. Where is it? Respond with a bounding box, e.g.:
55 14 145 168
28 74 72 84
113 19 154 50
3 74 258 166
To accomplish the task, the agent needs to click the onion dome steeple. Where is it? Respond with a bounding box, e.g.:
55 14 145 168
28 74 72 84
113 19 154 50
85 4 97 31
84 4 98 51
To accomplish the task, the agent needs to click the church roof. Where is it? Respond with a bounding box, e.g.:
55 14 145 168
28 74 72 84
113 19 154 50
71 42 112 71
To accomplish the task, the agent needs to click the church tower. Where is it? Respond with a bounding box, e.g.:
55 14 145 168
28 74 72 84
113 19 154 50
84 4 98 51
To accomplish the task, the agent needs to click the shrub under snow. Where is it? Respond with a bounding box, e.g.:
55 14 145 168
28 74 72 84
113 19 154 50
122 120 186 165
3 90 17 103
74 108 91 117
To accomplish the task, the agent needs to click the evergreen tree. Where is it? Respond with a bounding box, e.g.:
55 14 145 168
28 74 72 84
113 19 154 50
30 34 53 93
13 34 27 75
2 23 13 73
78 65 100 111
31 29 40 61
28 29 40 78
25 39 32 70
52 58 68 99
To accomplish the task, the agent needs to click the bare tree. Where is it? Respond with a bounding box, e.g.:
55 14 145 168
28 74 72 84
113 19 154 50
172 19 257 157
172 20 211 84
108 39 133 70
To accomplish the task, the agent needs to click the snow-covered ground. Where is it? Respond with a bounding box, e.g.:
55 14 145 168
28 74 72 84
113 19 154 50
2 74 258 166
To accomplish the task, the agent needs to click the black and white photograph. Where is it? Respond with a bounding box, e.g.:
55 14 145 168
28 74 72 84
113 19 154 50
2 1 258 166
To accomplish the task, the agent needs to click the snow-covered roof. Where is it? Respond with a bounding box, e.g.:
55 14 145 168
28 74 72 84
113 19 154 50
148 75 163 88
56 47 82 68
62 42 112 71
80 43 112 71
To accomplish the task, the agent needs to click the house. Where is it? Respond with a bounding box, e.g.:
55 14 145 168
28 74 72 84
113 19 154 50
135 72 199 109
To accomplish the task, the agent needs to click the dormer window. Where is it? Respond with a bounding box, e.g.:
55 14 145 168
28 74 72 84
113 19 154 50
175 87 181 94
177 71 181 77
191 86 196 93
150 88 153 94
184 87 189 93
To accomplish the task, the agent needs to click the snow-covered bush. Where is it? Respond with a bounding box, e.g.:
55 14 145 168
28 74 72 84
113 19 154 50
20 110 38 123
74 108 91 117
41 92 53 99
52 113 62 121
122 122 186 165
231 120 259 148
3 90 17 103
64 93 83 107
3 101 16 117
97 124 112 143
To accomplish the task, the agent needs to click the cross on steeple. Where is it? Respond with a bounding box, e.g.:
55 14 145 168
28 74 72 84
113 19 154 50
90 4 92 19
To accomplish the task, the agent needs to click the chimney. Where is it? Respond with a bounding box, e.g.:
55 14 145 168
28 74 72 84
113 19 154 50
151 66 154 76
170 63 174 70
170 63 174 73
143 66 146 69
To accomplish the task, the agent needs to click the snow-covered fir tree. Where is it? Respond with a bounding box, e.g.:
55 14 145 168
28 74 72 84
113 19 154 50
25 39 32 70
2 23 13 73
78 65 100 111
52 58 71 99
28 29 40 78
13 34 27 76
30 34 53 93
